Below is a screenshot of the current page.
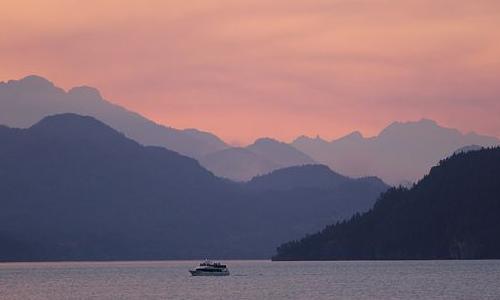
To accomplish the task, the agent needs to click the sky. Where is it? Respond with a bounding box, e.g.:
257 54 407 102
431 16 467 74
1 0 499 145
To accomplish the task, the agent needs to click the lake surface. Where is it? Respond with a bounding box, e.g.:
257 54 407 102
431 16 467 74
1 260 499 299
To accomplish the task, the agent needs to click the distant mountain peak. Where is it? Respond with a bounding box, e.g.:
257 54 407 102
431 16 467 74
29 113 125 140
333 131 364 143
181 128 228 153
292 135 328 144
269 164 335 175
31 113 107 130
247 164 388 193
378 118 446 139
348 131 363 138
253 137 282 145
418 118 438 125
385 118 438 129
8 75 56 90
249 137 315 163
20 74 52 84
247 164 350 191
68 86 103 100
26 114 148 155
292 135 309 142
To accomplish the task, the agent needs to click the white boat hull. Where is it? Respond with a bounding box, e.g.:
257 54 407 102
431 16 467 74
189 270 230 276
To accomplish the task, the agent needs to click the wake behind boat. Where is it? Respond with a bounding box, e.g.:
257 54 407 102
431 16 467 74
189 260 230 276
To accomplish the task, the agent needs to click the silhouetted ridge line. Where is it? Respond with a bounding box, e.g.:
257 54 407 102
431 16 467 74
200 137 315 181
0 75 228 158
273 147 500 261
292 119 500 185
0 114 388 261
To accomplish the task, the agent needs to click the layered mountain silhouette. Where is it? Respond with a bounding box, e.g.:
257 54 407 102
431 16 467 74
0 75 228 158
246 165 385 192
0 114 388 261
199 148 280 181
200 138 315 181
273 147 500 260
4 75 498 186
292 119 500 185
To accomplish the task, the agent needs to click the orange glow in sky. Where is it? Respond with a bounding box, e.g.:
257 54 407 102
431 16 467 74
1 0 499 144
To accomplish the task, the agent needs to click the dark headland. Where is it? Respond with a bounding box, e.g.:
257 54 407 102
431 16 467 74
273 147 500 261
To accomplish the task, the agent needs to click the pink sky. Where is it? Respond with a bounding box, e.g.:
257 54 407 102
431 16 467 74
1 0 499 145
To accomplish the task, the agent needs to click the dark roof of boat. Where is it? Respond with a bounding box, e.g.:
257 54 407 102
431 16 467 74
200 262 226 268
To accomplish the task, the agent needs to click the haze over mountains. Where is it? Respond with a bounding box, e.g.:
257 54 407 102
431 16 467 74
200 138 315 181
1 74 498 262
1 75 499 184
0 75 314 181
0 75 228 158
293 119 500 185
0 114 388 261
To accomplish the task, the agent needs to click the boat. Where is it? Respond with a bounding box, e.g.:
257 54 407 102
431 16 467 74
189 260 230 276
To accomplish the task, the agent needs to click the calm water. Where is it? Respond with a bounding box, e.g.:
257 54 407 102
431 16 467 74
1 260 499 300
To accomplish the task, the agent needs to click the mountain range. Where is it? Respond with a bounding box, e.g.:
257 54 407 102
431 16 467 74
0 75 228 158
200 138 315 181
292 119 500 185
0 75 315 181
0 114 388 261
2 75 499 184
273 147 500 260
